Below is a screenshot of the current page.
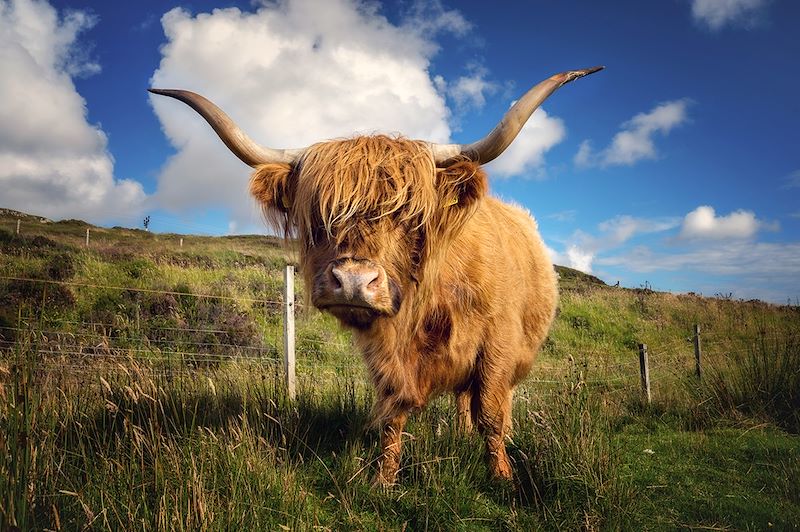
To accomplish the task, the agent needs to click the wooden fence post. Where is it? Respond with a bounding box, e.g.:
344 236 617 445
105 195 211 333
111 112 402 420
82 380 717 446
693 324 702 379
85 228 90 247
638 343 651 404
16 219 20 235
179 237 183 248
283 264 296 401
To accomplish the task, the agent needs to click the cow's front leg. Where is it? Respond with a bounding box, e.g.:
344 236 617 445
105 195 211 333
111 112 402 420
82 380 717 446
374 410 409 487
476 382 515 481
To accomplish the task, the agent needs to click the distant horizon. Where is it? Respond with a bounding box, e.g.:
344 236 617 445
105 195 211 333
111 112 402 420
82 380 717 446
7 204 798 307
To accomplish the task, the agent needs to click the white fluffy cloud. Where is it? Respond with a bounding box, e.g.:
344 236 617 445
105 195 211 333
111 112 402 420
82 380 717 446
691 0 769 30
447 64 498 110
565 244 595 273
575 100 689 168
547 204 795 302
598 215 681 246
553 206 778 274
679 205 777 240
150 0 567 224
0 0 146 222
600 240 800 277
546 243 594 273
150 0 458 224
550 214 679 273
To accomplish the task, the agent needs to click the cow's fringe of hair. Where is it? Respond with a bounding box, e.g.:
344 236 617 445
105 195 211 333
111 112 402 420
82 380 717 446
293 135 438 243
297 137 484 301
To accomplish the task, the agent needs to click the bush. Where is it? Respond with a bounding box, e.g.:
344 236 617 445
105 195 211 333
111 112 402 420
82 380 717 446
121 257 153 280
142 292 179 319
86 292 132 325
0 229 67 256
46 253 75 281
0 279 75 313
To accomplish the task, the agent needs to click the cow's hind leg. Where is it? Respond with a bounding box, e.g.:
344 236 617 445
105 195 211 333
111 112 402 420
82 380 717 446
455 389 475 433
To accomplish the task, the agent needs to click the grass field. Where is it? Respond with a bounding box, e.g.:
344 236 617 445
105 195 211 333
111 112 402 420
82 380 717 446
1 209 799 530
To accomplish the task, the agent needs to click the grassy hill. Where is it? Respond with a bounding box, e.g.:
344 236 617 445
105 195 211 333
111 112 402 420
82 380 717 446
1 209 798 530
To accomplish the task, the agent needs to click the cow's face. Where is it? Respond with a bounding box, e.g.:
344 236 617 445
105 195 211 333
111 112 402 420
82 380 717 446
304 215 414 328
250 136 487 329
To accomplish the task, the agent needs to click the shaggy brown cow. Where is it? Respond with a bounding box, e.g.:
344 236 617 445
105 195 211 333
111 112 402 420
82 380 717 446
150 66 601 484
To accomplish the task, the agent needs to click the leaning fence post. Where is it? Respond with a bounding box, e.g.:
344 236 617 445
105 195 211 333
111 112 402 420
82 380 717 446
85 228 90 247
638 343 651 404
693 324 702 379
283 264 296 401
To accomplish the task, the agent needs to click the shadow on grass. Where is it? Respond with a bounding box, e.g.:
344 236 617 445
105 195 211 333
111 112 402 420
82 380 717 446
5 357 642 530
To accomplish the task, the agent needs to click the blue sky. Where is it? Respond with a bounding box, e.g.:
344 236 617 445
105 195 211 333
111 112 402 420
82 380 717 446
1 0 799 302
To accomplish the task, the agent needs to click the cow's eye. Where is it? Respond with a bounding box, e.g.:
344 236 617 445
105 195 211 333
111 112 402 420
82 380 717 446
310 225 329 245
409 229 425 270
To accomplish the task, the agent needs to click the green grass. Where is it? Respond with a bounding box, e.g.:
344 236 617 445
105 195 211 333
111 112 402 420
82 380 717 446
2 209 800 530
3 348 797 530
616 425 800 530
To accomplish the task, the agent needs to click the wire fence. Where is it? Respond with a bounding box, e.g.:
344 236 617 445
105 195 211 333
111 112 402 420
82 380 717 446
0 272 794 403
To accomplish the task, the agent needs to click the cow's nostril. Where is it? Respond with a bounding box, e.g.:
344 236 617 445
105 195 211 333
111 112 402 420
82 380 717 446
330 266 344 290
365 272 381 291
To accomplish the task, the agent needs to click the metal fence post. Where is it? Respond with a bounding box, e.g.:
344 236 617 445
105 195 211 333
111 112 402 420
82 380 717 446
283 264 296 401
638 343 651 404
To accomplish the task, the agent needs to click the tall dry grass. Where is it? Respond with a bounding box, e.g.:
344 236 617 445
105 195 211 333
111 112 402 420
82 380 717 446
1 341 637 530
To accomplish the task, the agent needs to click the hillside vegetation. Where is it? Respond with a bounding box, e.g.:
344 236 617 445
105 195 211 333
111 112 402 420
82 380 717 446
1 210 798 530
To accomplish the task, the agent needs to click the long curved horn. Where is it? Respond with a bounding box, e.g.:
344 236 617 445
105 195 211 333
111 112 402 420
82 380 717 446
148 89 306 167
430 66 604 166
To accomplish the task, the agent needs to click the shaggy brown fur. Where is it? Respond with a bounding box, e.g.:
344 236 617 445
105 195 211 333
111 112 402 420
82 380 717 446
250 135 558 484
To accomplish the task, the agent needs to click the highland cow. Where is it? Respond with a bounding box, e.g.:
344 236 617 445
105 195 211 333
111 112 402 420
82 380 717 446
150 65 602 484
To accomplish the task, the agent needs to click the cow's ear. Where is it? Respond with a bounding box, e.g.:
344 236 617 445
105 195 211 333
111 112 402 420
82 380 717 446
435 159 488 211
418 160 487 282
250 163 295 233
250 163 293 209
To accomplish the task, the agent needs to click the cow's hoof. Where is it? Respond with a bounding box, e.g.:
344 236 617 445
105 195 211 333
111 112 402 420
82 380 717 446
490 458 514 483
491 471 515 486
372 472 397 490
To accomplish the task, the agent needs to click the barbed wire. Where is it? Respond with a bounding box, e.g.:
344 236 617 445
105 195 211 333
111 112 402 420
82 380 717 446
0 275 291 306
9 319 257 335
6 347 281 363
0 345 772 378
0 326 281 351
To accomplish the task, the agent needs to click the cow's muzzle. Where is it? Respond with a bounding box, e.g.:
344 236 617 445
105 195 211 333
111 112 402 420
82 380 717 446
313 258 400 326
